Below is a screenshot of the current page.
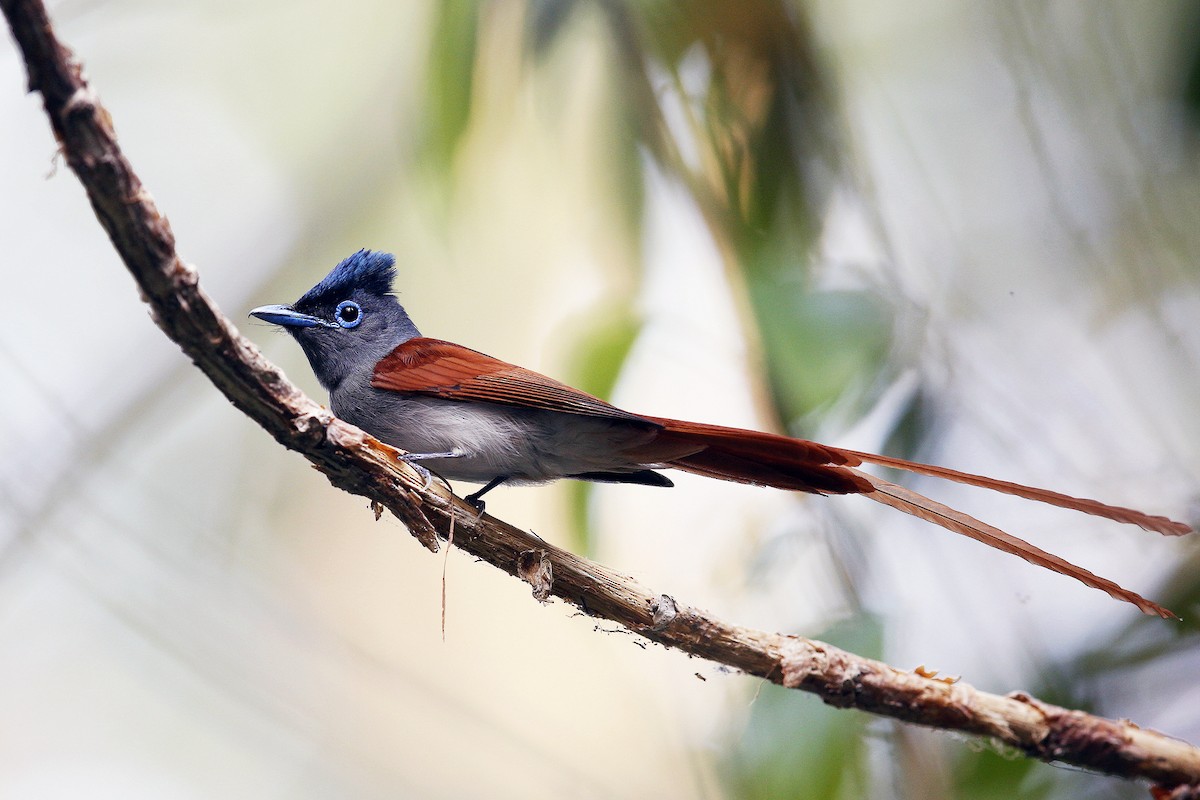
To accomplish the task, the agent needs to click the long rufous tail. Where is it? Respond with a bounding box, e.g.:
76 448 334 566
629 417 1189 618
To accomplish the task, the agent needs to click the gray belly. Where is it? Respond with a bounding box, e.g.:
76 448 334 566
330 384 659 484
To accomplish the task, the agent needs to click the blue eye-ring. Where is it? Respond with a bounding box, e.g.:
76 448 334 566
335 300 363 329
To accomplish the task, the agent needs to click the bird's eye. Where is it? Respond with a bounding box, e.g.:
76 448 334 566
335 300 363 329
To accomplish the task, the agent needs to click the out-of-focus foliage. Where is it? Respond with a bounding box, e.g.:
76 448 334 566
422 0 480 173
1175 4 1200 141
521 1 898 431
721 616 881 800
951 749 1053 800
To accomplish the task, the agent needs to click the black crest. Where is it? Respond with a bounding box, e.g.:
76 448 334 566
297 249 397 308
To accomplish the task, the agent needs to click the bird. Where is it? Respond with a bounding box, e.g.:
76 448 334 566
251 249 1192 618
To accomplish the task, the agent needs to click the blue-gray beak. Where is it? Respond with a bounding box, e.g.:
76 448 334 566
249 304 331 329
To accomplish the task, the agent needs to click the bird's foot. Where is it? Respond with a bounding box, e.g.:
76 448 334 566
399 458 434 490
463 494 487 517
463 476 508 517
398 451 459 492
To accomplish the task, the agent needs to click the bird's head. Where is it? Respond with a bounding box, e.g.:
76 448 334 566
250 249 421 391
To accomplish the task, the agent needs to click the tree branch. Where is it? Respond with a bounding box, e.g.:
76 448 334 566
3 0 1198 791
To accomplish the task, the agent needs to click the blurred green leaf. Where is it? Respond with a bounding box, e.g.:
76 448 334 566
722 615 882 800
421 0 480 171
1175 6 1200 129
879 387 940 464
562 308 644 550
748 279 893 434
949 747 1053 800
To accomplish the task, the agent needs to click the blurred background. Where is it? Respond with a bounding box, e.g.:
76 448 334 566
2 1 1199 797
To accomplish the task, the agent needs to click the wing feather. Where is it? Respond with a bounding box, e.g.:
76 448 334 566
371 338 655 425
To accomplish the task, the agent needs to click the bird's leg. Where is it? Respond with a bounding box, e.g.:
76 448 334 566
464 476 508 514
398 448 464 492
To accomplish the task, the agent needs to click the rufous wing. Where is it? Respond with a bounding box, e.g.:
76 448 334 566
371 338 656 424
